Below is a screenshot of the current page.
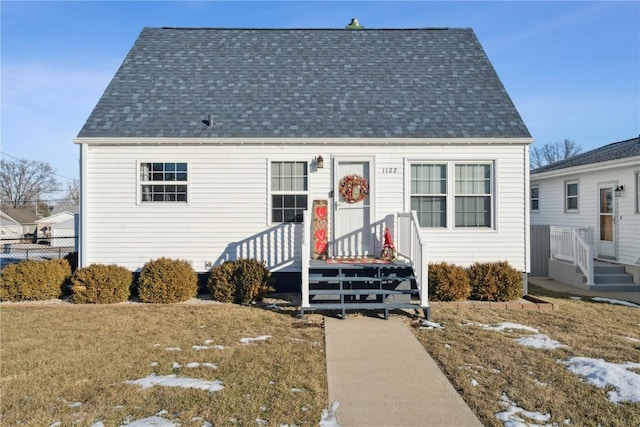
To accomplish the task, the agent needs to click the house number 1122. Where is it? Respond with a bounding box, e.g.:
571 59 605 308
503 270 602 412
382 168 398 173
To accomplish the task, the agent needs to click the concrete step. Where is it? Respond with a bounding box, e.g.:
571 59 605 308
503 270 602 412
593 274 634 285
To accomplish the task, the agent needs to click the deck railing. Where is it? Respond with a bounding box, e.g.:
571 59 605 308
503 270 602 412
550 226 594 285
397 212 429 307
301 210 311 309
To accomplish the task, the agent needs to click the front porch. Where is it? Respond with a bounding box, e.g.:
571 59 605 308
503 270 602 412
549 226 638 291
300 211 430 319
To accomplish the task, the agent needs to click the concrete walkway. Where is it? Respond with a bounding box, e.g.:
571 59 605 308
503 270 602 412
529 277 640 304
324 316 483 427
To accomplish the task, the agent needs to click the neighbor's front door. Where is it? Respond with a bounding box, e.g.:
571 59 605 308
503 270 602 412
597 182 616 259
332 159 372 257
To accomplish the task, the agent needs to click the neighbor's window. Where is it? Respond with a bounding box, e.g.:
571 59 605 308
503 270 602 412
410 164 447 227
531 185 539 211
454 163 492 227
271 161 308 223
565 181 578 211
140 162 188 202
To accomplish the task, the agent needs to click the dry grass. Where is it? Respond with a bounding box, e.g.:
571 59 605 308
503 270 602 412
2 286 639 427
0 301 326 426
411 285 640 427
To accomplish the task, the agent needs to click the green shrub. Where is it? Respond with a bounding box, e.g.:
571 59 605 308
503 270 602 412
137 258 198 303
70 264 132 304
208 261 236 303
208 258 273 304
0 259 71 301
468 261 523 301
428 262 471 301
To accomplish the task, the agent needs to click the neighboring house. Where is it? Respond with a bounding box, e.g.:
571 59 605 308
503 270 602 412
49 215 79 248
1 211 23 242
0 208 40 239
75 24 533 299
530 137 640 287
35 211 76 241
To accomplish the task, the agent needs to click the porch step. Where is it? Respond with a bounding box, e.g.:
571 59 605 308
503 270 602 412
304 263 425 319
591 274 634 285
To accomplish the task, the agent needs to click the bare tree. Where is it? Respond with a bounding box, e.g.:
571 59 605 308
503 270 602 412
0 158 61 208
530 139 582 169
62 178 80 205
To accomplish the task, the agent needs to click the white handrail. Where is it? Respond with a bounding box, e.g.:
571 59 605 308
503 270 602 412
550 226 594 285
574 231 594 285
301 210 311 308
397 212 429 307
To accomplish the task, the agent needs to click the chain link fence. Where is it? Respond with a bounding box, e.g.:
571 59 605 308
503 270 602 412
1 237 77 269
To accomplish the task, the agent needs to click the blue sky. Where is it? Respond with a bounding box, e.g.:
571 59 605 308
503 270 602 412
1 1 639 201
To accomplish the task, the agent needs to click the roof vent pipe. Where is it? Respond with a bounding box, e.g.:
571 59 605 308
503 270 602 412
346 18 363 30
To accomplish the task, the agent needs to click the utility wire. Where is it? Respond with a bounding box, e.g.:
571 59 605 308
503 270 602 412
0 150 77 181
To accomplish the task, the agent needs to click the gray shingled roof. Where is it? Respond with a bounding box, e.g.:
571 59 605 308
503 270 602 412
531 137 640 174
78 27 530 139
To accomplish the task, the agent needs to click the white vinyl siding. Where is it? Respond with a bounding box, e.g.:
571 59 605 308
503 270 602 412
80 141 529 273
636 172 640 213
531 162 640 267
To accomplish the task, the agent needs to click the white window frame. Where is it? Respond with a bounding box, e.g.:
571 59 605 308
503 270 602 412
138 161 189 204
565 180 579 212
269 160 309 224
454 163 494 228
407 160 495 230
530 185 539 212
410 163 447 228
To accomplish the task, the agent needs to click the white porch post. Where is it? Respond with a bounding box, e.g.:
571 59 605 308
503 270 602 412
301 210 310 308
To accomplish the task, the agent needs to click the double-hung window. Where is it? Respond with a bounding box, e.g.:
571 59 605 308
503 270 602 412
565 181 578 212
271 161 308 223
140 162 188 203
409 161 493 229
455 164 492 227
410 164 447 227
531 185 539 211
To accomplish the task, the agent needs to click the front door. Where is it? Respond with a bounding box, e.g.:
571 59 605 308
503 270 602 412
333 159 372 257
597 182 616 258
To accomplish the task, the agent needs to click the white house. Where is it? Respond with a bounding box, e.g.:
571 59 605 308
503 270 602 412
1 211 23 243
75 25 533 310
531 137 640 288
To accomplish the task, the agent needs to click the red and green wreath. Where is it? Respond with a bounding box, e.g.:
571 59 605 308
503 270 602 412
338 174 369 203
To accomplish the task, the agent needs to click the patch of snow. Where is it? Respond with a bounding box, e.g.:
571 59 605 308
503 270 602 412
172 362 182 369
444 343 451 349
319 401 340 427
256 418 268 425
204 339 215 344
560 357 640 403
624 336 640 343
201 422 213 427
240 335 271 344
165 347 181 352
48 423 61 427
479 322 539 333
470 378 479 387
120 416 178 426
90 422 105 427
68 402 82 408
265 303 282 310
495 393 554 427
569 296 582 300
149 362 159 367
212 345 228 350
290 388 304 393
125 374 224 394
420 320 443 329
185 362 217 369
590 297 640 308
534 379 548 387
516 333 568 349
193 345 212 351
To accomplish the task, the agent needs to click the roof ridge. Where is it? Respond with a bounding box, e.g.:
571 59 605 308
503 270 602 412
155 26 457 31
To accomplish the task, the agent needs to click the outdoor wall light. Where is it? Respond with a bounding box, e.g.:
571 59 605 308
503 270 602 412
614 185 624 197
315 155 324 169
